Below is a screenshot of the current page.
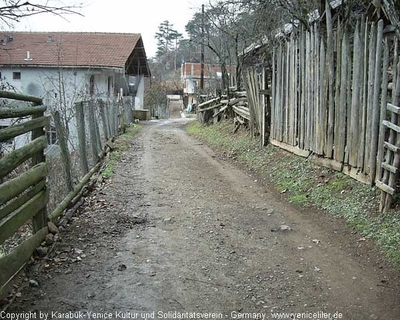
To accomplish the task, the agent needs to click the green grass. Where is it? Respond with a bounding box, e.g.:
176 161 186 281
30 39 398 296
122 123 141 138
101 150 122 179
289 194 309 205
186 120 400 266
101 124 140 179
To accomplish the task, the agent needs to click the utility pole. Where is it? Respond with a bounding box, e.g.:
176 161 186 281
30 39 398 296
200 4 205 90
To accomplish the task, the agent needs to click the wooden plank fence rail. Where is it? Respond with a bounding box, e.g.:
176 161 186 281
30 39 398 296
0 91 49 295
0 227 48 295
0 136 47 179
197 92 255 133
378 67 400 212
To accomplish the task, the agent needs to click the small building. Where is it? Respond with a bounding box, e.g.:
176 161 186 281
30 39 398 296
181 61 235 105
0 31 150 107
0 31 150 152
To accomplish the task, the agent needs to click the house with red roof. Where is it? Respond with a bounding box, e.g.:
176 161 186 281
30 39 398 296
0 32 150 108
181 61 235 105
0 31 150 152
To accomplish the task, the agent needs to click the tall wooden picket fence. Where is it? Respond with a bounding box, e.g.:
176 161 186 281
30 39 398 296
270 7 398 196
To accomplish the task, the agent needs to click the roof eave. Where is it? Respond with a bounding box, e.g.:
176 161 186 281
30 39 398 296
0 64 125 72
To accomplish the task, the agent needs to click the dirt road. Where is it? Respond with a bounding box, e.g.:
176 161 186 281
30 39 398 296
7 119 400 319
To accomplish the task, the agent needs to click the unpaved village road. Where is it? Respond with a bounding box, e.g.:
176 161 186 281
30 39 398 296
8 119 400 319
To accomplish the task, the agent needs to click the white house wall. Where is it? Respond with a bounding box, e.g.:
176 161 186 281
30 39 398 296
0 67 118 104
134 75 145 109
0 67 115 153
184 79 195 94
0 67 147 154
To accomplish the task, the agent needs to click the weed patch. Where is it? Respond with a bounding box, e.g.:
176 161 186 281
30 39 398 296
102 124 140 179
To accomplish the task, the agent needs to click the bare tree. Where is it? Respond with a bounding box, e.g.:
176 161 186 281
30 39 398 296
186 0 286 90
0 0 83 27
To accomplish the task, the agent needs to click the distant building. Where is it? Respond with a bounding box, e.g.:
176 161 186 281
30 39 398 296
181 62 235 104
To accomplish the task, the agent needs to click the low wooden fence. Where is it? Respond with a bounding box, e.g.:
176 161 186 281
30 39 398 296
197 92 248 127
48 97 133 221
0 92 136 296
197 66 270 147
0 91 49 295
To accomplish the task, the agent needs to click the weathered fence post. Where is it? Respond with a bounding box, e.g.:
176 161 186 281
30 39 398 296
114 100 120 134
106 100 113 137
99 99 110 141
376 39 390 183
369 20 384 184
364 22 377 172
326 0 335 158
94 105 102 152
349 22 362 167
88 100 100 162
75 101 89 175
53 110 74 192
31 103 47 233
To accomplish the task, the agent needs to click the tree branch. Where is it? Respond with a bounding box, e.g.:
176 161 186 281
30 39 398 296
0 0 83 26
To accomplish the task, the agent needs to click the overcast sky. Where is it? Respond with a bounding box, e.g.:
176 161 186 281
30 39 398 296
13 0 203 58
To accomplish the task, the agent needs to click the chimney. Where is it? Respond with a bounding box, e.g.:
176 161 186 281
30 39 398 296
47 35 54 43
24 51 32 61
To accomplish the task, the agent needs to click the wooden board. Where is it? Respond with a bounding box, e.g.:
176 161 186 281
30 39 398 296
0 190 48 245
0 180 45 221
0 116 49 142
0 227 48 294
0 136 47 180
0 106 46 119
0 163 47 206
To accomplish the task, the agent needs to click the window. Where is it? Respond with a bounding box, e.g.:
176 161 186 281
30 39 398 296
46 125 57 145
13 72 21 80
89 75 95 96
107 76 113 97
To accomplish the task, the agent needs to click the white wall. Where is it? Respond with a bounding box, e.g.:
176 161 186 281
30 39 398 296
0 67 119 103
184 78 195 94
0 66 147 153
0 67 117 153
134 75 145 109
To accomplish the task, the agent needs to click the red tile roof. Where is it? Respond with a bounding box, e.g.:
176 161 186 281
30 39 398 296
0 32 150 75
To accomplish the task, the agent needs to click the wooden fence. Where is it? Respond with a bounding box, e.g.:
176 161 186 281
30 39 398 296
0 93 135 296
270 8 398 189
48 97 133 221
0 91 49 295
